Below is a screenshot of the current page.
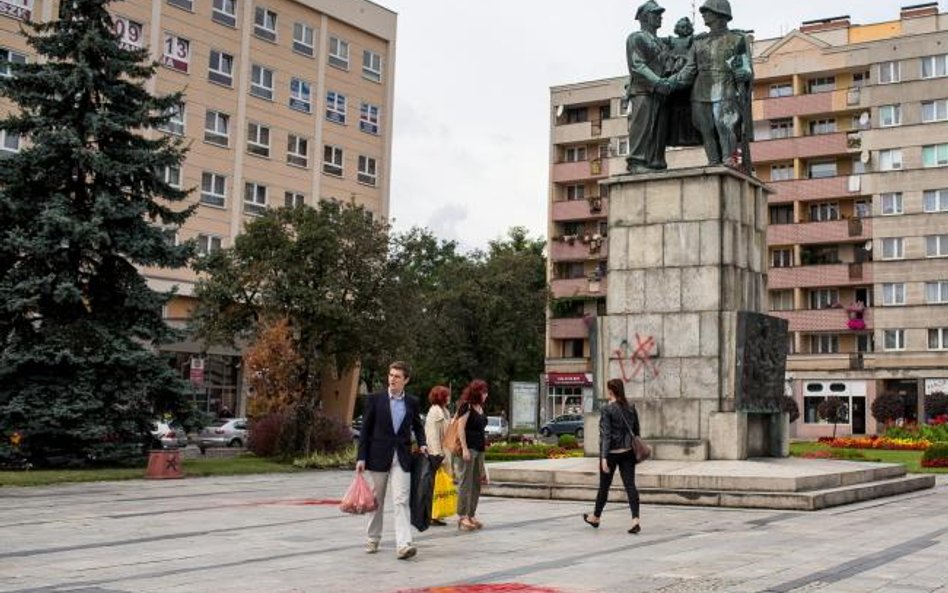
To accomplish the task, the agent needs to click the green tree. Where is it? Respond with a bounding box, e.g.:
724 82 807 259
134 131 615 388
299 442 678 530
0 0 196 466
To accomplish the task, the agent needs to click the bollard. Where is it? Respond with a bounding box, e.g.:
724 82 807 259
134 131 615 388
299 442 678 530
145 449 183 479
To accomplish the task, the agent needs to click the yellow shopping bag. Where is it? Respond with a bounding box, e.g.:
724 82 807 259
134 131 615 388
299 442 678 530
431 464 457 519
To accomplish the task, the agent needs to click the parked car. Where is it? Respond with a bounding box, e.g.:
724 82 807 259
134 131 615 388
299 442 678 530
485 416 509 441
151 420 189 449
197 418 248 453
540 414 585 438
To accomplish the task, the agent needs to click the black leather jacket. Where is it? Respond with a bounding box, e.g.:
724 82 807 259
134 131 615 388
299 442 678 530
599 402 640 458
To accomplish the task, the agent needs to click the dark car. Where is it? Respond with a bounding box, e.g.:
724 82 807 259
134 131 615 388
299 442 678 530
540 414 585 438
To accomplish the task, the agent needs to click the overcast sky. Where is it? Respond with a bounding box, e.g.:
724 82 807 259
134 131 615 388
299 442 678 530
373 0 934 251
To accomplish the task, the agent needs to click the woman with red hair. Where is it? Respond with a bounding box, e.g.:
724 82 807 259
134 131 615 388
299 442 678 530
456 379 489 531
424 385 454 525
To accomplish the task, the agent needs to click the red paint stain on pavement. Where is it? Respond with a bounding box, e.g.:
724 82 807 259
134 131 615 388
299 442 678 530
240 498 342 507
396 585 560 593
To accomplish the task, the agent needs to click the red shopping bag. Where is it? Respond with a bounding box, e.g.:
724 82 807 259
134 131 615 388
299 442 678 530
340 472 378 514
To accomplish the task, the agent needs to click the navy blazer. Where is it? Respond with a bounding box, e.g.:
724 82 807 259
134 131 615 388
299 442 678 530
357 391 427 472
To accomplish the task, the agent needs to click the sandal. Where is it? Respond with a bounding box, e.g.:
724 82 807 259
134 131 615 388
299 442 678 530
458 518 477 531
583 513 600 528
470 518 483 529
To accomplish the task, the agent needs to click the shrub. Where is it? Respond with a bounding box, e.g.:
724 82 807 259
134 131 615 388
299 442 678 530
871 392 910 424
817 396 847 438
247 413 287 458
926 392 948 419
248 410 350 459
921 441 948 468
558 434 579 449
293 444 357 469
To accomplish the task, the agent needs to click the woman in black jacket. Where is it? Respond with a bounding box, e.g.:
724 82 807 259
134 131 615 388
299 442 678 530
583 378 642 533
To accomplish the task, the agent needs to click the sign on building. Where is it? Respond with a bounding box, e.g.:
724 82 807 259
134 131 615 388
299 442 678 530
510 381 539 431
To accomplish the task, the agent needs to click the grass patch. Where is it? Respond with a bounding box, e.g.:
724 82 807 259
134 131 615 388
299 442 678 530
789 441 948 474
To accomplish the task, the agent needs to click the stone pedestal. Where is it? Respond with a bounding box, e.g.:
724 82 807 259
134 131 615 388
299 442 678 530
596 166 777 460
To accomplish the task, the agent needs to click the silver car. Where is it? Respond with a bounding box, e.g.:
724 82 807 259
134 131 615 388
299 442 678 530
197 418 248 453
151 420 189 449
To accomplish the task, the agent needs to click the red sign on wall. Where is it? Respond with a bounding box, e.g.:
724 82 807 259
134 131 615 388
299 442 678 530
546 372 592 386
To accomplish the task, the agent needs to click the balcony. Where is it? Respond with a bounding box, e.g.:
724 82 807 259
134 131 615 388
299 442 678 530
786 353 872 372
768 263 873 289
551 196 609 222
766 176 855 203
755 87 864 120
754 132 849 163
549 317 590 340
551 159 608 183
550 276 607 299
550 238 608 262
544 358 592 374
553 121 598 144
768 217 872 245
771 308 873 333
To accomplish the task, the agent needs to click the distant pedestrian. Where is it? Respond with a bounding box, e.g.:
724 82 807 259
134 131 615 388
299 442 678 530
456 379 489 531
583 378 642 534
424 385 454 526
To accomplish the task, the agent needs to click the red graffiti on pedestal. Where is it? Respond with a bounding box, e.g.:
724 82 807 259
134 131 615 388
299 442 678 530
614 333 660 381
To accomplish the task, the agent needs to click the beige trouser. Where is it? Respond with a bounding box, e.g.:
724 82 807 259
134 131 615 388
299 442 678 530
366 452 412 549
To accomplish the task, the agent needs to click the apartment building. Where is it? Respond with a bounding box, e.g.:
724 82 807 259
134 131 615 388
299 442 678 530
1 0 396 417
547 3 948 437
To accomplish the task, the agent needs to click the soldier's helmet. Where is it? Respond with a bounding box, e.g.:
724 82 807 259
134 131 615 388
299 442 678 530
699 0 733 21
635 0 665 21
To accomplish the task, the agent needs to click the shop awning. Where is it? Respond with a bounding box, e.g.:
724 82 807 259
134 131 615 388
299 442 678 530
546 372 593 386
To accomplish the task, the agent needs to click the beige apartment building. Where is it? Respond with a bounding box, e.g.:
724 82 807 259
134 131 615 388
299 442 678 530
547 3 948 437
1 0 396 418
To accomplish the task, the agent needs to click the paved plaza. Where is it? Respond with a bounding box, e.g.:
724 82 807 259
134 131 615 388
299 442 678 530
1 471 948 593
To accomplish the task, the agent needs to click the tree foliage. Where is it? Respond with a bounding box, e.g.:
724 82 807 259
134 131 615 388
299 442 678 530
871 392 910 425
817 396 848 438
925 391 948 419
0 0 196 467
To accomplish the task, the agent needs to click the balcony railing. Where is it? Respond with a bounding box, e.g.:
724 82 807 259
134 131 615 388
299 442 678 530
755 87 865 120
551 159 608 183
770 307 873 332
768 217 871 245
754 132 849 163
549 317 590 340
768 263 872 289
550 238 608 262
551 196 609 222
550 276 607 299
765 175 856 202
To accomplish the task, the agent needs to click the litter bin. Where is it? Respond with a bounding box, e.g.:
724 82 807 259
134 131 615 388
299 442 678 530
145 449 183 479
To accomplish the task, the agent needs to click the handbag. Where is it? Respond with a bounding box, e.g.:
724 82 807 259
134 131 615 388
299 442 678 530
442 414 464 457
617 404 651 463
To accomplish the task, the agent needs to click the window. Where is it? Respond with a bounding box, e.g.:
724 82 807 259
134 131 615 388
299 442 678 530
286 134 308 167
208 50 234 86
328 36 349 69
769 205 793 225
810 334 839 354
110 17 143 51
770 290 794 311
881 237 904 260
200 172 226 207
323 145 343 176
770 164 793 181
882 283 906 306
292 22 314 56
808 118 836 135
809 202 839 222
883 329 906 351
253 7 277 42
809 289 838 310
619 98 631 116
921 54 948 79
927 281 948 304
879 60 900 84
212 0 236 27
326 91 346 124
159 103 186 135
0 129 20 154
771 248 793 268
879 105 901 127
250 64 274 100
807 76 835 93
284 191 304 208
769 82 792 97
922 144 948 168
162 165 181 188
880 193 903 215
244 182 267 215
857 334 873 353
924 189 948 213
167 0 192 12
565 146 587 162
926 234 948 258
362 49 382 82
246 122 270 157
289 78 311 113
162 33 190 73
930 328 948 350
879 149 903 171
855 200 870 219
769 118 793 139
808 160 836 179
616 137 629 156
358 155 377 186
566 184 585 201
922 99 948 123
853 71 870 87
360 102 380 134
204 110 229 146
196 234 223 256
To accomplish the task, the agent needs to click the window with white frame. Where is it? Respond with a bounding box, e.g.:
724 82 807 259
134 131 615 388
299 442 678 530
244 182 267 215
770 290 794 311
853 71 870 87
929 328 948 350
162 165 181 188
326 91 346 124
926 234 948 258
881 237 904 260
879 60 900 84
0 129 21 154
879 104 901 127
923 99 948 123
879 149 903 171
921 54 948 79
924 189 948 212
809 202 839 222
359 102 380 134
809 288 838 310
167 0 192 13
111 17 143 51
253 7 277 42
204 110 229 146
196 234 223 256
328 36 349 70
289 78 311 113
362 49 382 82
358 155 377 186
212 0 236 27
807 76 835 93
292 22 314 56
808 160 836 178
855 199 870 219
769 82 792 97
880 193 903 215
566 184 585 201
284 191 304 208
0 47 27 78
927 281 948 304
883 329 906 351
771 163 793 181
771 248 793 268
250 64 274 100
808 118 837 135
923 144 948 168
769 118 793 139
616 137 629 156
208 50 234 86
162 33 190 73
810 334 839 354
200 172 226 207
857 334 874 353
882 282 906 306
565 146 587 162
286 134 308 167
323 144 343 176
159 102 186 135
246 122 270 157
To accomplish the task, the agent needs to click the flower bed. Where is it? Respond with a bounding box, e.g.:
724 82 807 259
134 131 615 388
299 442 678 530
921 442 948 468
484 442 584 461
818 435 930 451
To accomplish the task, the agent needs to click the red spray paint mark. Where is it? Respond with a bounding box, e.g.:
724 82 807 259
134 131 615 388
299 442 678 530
241 498 342 507
396 585 560 593
614 333 660 381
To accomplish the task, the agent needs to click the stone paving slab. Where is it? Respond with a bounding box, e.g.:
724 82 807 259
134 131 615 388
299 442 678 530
0 473 946 593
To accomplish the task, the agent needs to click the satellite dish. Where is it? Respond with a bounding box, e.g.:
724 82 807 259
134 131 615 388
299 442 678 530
859 112 870 127
556 105 565 118
860 150 870 164
864 240 873 251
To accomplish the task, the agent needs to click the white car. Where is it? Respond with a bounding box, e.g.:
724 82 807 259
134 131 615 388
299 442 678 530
485 416 509 441
197 418 248 453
